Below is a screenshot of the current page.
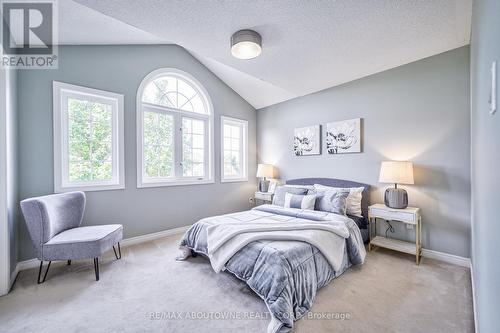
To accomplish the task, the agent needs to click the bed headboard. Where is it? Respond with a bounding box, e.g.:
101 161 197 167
286 178 371 218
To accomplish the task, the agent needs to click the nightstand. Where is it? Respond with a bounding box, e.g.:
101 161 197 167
254 191 273 205
368 204 422 264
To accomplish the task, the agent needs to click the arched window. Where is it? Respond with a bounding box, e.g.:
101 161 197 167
137 68 213 187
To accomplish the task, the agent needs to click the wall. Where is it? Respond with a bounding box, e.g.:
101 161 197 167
257 46 471 258
470 0 500 331
17 45 257 260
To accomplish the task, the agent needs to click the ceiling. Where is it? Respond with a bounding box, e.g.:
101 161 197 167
60 0 471 109
52 0 167 45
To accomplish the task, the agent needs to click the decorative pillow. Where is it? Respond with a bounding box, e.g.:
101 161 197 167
284 193 317 210
313 184 364 217
314 189 350 215
272 185 309 206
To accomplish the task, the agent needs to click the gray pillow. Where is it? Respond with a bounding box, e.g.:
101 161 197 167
272 185 309 206
314 189 350 215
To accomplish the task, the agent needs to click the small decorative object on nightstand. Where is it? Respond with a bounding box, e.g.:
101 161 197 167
368 204 422 264
378 161 414 209
254 191 273 205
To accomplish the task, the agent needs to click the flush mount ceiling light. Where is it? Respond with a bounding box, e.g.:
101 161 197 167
231 29 262 60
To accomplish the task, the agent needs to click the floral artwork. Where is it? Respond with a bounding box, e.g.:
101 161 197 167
326 118 361 154
294 125 321 156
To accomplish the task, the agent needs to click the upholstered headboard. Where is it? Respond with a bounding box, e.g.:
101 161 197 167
286 178 371 218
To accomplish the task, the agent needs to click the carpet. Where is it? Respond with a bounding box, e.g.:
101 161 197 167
0 234 474 333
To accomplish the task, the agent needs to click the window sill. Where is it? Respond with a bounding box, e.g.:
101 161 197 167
55 183 125 193
220 177 249 183
137 179 215 188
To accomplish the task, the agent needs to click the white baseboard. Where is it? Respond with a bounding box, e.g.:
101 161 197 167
16 258 41 272
470 261 478 333
9 264 19 290
422 248 470 267
14 225 191 272
120 225 190 247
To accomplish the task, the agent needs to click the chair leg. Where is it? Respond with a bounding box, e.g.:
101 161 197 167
112 242 122 260
37 261 51 284
67 260 71 265
93 258 99 281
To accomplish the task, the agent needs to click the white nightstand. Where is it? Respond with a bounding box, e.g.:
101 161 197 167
254 191 273 205
368 204 422 264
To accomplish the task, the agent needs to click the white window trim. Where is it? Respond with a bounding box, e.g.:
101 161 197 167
220 116 248 183
0 69 10 294
53 81 125 192
136 68 214 188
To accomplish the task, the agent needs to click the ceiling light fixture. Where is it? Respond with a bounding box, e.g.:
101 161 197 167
231 29 262 60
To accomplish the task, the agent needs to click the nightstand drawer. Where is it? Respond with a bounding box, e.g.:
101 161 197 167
370 207 416 224
255 192 273 201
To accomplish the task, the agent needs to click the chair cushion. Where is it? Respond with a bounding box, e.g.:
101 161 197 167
42 225 123 260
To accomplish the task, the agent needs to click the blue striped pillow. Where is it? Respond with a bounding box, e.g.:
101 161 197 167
284 193 316 210
272 185 309 206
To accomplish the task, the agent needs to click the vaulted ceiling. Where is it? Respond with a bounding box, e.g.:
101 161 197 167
61 0 471 109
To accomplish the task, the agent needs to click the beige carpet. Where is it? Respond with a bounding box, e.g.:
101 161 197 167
0 234 474 333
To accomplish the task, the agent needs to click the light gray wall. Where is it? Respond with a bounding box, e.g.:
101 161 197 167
7 68 18 276
17 45 257 260
470 0 500 331
257 46 471 258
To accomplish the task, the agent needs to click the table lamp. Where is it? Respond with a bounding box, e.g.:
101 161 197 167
256 164 274 192
378 161 414 209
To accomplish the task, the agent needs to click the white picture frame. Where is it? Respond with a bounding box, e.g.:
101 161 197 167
268 179 278 193
294 125 321 156
326 118 361 154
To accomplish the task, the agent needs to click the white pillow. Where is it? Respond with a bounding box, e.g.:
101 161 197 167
284 192 316 210
313 184 364 217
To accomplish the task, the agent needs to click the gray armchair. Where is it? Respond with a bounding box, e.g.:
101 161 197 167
20 191 123 283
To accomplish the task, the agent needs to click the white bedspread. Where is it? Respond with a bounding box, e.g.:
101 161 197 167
206 210 351 273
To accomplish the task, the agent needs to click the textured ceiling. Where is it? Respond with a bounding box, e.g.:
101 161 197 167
69 0 472 109
54 0 167 45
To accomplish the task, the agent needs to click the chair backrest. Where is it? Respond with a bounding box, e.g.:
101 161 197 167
20 192 86 258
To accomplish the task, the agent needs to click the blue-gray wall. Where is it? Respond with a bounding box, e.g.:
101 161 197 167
17 45 257 260
257 46 471 258
470 0 500 331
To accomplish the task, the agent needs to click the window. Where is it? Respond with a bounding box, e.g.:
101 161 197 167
221 116 248 182
53 82 125 192
137 68 214 187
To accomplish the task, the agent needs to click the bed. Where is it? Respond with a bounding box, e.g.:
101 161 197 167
286 178 371 243
178 178 370 332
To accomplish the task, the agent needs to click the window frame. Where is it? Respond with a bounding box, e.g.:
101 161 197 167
136 68 214 188
53 81 125 193
220 116 248 183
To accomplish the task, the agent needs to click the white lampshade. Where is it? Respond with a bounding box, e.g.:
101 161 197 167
256 164 274 178
379 161 414 185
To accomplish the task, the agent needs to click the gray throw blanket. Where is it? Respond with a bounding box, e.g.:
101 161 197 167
179 205 366 332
